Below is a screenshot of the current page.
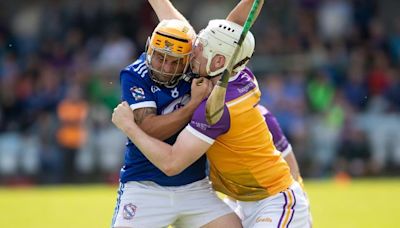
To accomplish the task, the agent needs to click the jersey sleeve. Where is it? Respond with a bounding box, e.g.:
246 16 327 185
186 101 230 144
258 105 292 157
120 70 156 111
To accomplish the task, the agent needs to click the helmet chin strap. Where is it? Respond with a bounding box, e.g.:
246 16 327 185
186 70 217 80
189 56 221 81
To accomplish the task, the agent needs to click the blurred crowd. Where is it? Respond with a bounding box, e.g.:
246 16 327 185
0 0 399 185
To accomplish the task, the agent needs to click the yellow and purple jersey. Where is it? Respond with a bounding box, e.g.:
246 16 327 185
187 68 294 201
257 104 293 157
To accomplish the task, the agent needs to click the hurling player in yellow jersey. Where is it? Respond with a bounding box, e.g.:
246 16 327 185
112 1 311 228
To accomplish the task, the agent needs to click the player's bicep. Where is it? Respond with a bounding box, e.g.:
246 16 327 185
172 129 211 172
133 107 157 125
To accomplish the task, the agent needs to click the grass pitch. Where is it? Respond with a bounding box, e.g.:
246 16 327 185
0 178 399 228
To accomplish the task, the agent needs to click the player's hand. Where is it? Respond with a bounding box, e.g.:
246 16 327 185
112 101 135 132
190 77 212 104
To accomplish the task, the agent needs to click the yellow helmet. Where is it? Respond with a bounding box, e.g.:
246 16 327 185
146 19 195 87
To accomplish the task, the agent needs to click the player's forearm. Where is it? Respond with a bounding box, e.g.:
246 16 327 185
226 0 264 26
122 121 178 175
283 151 301 182
148 0 188 22
138 102 198 141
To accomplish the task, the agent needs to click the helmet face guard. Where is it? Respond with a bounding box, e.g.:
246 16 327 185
146 43 190 87
194 20 255 77
146 20 194 88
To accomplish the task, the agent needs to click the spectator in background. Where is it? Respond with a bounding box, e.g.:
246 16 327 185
77 103 125 183
0 131 22 181
259 73 285 112
307 69 335 113
384 68 400 112
367 50 390 96
352 0 376 37
307 70 345 176
96 26 136 72
389 17 400 65
36 111 63 184
309 92 346 177
359 65 400 174
317 0 353 41
363 67 400 173
56 84 88 183
336 123 371 177
368 19 388 52
11 2 41 57
282 67 308 159
343 64 369 111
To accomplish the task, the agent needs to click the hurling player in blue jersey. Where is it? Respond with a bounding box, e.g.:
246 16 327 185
111 1 264 228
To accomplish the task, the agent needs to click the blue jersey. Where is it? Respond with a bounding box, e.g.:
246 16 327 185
119 53 206 186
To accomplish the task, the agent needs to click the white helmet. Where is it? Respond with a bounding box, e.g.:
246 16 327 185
195 19 255 76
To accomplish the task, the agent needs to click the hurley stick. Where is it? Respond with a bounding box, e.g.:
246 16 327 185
205 0 261 125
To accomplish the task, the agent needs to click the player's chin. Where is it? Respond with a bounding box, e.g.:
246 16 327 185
190 66 201 76
153 73 170 82
190 59 200 70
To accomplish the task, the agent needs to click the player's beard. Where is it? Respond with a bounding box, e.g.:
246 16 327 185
152 70 171 83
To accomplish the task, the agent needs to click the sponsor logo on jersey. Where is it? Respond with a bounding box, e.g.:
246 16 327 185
123 203 137 220
130 86 145 101
237 74 255 94
190 121 210 131
237 82 255 94
256 217 272 223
